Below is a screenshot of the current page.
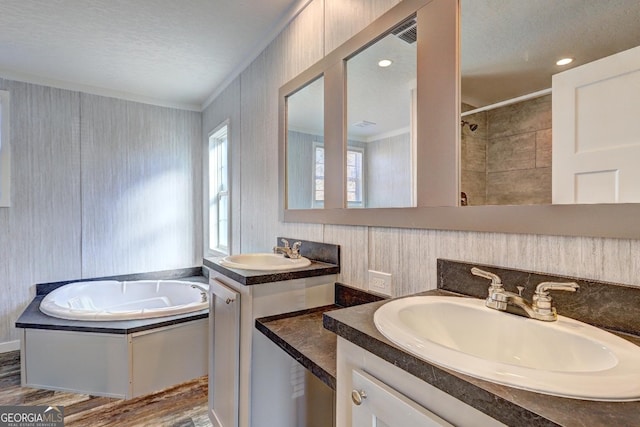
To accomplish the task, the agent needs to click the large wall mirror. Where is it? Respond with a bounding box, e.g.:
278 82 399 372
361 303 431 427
345 16 417 208
279 0 640 239
460 0 640 206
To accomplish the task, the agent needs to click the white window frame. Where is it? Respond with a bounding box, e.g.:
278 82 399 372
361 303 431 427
205 120 230 256
0 90 10 208
313 143 365 208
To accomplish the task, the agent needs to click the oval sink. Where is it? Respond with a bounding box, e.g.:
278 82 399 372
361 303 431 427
374 296 640 401
219 253 311 271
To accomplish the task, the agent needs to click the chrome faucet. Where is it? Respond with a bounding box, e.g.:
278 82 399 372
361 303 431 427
191 284 208 303
471 267 579 321
273 238 302 259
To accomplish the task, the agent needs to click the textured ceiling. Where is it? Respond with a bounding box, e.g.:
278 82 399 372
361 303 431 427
1 1 639 113
461 0 640 108
0 0 302 110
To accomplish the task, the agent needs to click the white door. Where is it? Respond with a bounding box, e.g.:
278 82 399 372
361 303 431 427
553 45 640 204
209 278 240 427
351 369 454 427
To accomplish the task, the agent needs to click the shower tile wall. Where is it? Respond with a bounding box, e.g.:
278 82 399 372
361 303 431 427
486 94 552 205
461 95 552 205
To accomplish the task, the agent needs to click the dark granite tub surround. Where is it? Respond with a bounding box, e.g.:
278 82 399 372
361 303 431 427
16 267 209 334
35 266 207 296
204 238 340 285
255 283 385 390
323 260 640 427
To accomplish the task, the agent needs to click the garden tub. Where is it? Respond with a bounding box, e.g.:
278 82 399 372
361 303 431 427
39 279 208 321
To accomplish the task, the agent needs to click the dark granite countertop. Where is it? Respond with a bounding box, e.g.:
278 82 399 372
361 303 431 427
256 305 340 389
204 237 341 286
203 258 340 286
16 274 209 334
323 289 640 427
255 284 385 390
204 257 339 286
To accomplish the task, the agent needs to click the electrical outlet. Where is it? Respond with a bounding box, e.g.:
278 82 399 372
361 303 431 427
368 270 392 296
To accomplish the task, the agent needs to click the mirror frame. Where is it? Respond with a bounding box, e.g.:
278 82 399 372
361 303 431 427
278 0 640 239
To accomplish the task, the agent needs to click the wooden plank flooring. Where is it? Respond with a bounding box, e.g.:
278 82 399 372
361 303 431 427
0 351 211 426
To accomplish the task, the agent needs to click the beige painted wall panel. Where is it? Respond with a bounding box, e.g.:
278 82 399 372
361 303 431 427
280 0 325 82
239 52 280 253
324 225 368 289
81 94 201 277
368 227 431 296
324 0 401 53
0 80 81 343
239 0 324 253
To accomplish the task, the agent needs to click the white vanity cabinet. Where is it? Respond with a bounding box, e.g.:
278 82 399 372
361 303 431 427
337 338 505 427
206 268 336 427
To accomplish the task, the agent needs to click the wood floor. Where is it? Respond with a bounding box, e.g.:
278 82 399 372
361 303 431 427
0 350 211 427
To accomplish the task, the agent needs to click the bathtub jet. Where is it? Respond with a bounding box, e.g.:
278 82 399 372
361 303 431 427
39 280 209 321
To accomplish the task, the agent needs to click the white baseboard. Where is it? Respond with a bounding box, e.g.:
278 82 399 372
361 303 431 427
0 340 20 353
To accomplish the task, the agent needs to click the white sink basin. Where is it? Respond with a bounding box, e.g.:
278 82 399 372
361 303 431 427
374 296 640 401
219 253 311 271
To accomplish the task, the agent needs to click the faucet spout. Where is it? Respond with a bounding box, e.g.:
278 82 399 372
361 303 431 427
272 238 302 259
471 267 579 321
191 284 209 303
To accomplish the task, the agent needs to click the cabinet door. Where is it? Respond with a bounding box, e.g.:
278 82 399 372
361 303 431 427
351 369 453 427
210 278 241 427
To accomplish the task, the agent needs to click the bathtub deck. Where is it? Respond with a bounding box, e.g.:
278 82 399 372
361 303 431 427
0 351 210 426
15 274 208 334
16 294 208 334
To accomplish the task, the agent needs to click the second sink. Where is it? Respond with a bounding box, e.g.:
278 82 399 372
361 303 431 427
219 253 311 271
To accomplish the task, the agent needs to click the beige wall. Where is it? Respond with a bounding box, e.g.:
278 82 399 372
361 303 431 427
0 79 202 345
204 0 640 298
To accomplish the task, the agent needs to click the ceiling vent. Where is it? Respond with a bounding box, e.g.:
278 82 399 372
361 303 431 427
392 18 417 44
352 120 377 128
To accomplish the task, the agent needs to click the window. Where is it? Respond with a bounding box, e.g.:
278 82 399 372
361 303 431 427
206 122 229 255
0 90 10 208
313 144 364 207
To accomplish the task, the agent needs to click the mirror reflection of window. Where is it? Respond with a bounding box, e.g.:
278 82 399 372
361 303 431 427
286 75 324 209
313 145 364 208
346 16 417 208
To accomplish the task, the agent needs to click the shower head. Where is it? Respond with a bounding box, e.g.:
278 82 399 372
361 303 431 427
461 120 478 132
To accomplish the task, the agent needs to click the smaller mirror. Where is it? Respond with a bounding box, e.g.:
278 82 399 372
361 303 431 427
346 17 417 208
286 75 324 209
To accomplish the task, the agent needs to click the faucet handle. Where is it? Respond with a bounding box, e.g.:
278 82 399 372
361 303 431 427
535 281 579 297
472 267 507 310
471 267 503 288
280 238 290 248
288 241 302 258
532 281 579 320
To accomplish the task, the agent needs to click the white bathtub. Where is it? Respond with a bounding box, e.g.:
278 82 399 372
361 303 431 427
39 280 209 321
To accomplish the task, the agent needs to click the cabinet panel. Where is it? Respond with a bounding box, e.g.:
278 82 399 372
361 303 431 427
210 278 241 427
336 338 505 427
351 369 453 427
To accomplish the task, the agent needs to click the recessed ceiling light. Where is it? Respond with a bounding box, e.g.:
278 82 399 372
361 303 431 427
378 59 393 68
556 58 574 66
